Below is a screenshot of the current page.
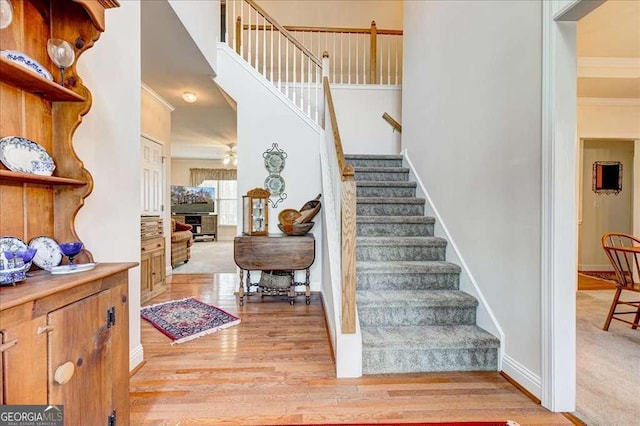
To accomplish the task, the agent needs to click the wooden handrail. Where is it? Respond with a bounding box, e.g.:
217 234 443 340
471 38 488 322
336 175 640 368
323 75 356 334
245 0 322 67
323 77 353 180
242 23 403 36
382 112 402 132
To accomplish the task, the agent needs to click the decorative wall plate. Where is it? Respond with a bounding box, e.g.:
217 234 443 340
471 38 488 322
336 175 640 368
28 236 62 270
0 50 53 80
0 236 32 270
263 143 287 208
264 174 285 196
264 148 286 173
0 136 55 175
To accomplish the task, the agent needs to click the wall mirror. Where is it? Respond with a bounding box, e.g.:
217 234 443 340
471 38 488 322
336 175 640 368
592 161 622 195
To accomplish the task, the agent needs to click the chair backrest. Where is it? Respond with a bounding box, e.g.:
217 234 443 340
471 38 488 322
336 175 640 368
601 233 640 291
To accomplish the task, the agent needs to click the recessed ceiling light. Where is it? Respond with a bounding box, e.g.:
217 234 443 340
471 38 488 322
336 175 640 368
182 91 197 103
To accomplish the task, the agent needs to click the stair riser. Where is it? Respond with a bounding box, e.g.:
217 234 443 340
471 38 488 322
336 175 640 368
357 186 416 198
357 222 433 237
356 246 446 261
356 272 459 290
348 159 403 168
357 204 424 216
359 306 476 327
355 171 409 182
362 348 499 374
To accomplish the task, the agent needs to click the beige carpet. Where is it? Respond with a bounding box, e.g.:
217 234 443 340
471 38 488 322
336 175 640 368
574 290 640 426
172 240 238 274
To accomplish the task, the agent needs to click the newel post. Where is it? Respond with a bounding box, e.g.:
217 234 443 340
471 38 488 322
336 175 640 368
321 51 330 129
235 16 242 54
369 20 377 84
341 164 357 334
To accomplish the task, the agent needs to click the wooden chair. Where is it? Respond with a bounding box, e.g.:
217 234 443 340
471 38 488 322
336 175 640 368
601 233 640 331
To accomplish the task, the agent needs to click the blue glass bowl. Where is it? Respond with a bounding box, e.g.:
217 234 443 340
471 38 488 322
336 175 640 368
58 242 83 257
16 247 37 263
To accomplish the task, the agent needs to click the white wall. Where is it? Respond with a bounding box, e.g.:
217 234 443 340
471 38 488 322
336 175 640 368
215 44 324 291
255 0 402 29
403 1 543 395
331 85 402 154
74 2 143 369
169 0 220 74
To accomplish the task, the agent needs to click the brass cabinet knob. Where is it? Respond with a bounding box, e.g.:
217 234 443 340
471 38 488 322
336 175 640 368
54 361 75 385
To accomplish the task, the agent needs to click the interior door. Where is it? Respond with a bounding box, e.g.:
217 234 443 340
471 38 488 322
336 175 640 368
141 135 165 216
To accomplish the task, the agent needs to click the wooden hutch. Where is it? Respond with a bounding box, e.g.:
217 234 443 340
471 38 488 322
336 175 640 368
0 1 134 425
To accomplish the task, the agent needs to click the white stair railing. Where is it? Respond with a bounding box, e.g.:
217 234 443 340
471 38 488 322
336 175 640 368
224 0 323 126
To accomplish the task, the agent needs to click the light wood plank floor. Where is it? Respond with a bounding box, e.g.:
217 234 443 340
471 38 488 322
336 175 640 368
130 273 573 425
576 273 616 291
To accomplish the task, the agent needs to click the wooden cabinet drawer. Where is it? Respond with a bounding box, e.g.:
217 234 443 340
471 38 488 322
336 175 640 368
141 237 165 253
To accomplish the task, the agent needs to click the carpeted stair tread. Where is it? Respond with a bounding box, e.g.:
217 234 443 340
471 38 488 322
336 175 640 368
357 236 447 246
354 166 410 173
356 260 460 274
357 289 478 308
357 197 425 205
356 181 417 188
346 154 404 161
357 216 435 224
361 325 500 350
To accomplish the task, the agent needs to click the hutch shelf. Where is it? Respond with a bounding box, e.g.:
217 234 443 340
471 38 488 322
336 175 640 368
0 1 132 425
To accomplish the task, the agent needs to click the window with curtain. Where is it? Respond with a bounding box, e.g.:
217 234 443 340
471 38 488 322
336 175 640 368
191 168 238 226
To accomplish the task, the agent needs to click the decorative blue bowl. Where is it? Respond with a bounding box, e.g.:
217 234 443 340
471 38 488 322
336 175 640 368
58 241 83 257
16 247 37 263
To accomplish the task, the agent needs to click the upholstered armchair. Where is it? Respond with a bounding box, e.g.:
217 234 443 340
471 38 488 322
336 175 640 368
171 219 193 268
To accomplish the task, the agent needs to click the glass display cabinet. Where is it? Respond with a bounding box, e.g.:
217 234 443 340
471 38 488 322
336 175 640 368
242 187 270 236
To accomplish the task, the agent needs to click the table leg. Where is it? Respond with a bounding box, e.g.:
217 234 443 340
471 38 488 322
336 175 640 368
238 269 245 306
246 270 252 302
305 268 311 305
289 270 295 305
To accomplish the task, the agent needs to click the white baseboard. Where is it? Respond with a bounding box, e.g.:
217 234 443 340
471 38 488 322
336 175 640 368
578 264 613 271
130 344 144 372
502 353 541 399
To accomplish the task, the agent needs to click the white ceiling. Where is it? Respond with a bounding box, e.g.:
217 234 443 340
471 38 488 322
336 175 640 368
141 1 237 160
140 1 638 161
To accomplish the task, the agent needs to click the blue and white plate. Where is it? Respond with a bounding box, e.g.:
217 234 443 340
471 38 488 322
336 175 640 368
28 236 62 270
0 136 55 175
0 50 53 80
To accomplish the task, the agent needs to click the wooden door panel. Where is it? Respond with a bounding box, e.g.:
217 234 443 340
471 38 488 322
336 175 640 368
48 291 112 426
1 317 48 404
111 283 130 423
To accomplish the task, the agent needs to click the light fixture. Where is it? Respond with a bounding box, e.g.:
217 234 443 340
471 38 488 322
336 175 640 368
182 91 197 103
223 147 237 166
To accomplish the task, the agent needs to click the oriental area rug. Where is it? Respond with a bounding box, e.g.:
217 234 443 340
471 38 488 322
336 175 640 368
140 297 240 345
578 270 617 283
287 422 518 426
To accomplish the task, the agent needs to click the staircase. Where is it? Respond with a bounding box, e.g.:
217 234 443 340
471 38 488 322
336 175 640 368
346 154 500 374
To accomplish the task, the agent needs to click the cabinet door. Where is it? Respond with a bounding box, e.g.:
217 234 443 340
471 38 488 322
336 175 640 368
48 291 114 425
140 250 152 302
110 282 130 424
201 215 217 235
1 317 48 404
151 247 166 290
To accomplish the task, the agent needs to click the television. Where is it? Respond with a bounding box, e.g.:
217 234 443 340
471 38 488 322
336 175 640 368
171 186 215 214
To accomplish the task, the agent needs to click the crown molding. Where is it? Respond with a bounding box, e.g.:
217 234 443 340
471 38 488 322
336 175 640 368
578 57 640 79
141 82 175 112
578 97 640 107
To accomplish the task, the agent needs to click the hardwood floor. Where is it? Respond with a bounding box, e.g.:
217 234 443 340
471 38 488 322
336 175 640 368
576 273 616 291
130 273 572 425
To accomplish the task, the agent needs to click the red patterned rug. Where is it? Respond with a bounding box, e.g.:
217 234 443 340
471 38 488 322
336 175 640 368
286 423 517 426
141 297 240 345
578 270 617 283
